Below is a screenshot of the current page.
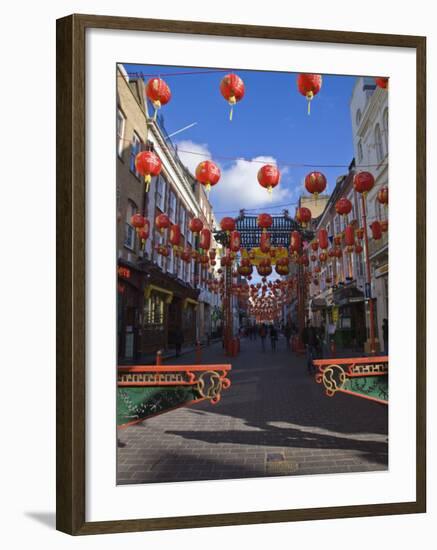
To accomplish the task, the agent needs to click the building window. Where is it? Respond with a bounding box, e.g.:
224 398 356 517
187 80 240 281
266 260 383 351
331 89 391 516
124 200 137 250
357 139 363 164
156 175 167 211
143 294 165 326
179 207 186 235
334 215 341 236
375 124 384 163
168 189 177 223
356 109 362 127
117 108 126 158
186 217 193 244
383 108 389 152
130 132 142 176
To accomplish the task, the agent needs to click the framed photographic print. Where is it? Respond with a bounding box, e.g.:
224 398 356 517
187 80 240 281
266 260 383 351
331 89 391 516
56 13 426 535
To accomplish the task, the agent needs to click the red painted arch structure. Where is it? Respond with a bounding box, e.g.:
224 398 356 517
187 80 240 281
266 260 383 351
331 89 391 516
314 356 388 405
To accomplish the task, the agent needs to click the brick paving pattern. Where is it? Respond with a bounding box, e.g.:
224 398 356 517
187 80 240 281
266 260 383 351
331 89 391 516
117 337 388 484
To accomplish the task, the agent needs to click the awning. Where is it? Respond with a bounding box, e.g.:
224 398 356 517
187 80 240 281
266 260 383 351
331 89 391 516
311 298 327 311
183 298 198 309
144 284 173 304
333 285 364 306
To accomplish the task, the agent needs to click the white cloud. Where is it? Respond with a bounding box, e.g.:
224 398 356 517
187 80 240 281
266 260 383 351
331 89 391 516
175 140 212 176
175 140 295 214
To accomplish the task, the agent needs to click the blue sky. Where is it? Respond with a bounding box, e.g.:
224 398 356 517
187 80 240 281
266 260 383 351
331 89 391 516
124 63 357 216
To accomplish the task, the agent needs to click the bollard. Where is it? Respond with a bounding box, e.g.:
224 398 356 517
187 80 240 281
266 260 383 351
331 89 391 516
195 341 202 364
156 350 163 366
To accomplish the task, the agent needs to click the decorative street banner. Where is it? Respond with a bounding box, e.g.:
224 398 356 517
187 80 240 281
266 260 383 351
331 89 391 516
117 364 232 427
313 356 388 404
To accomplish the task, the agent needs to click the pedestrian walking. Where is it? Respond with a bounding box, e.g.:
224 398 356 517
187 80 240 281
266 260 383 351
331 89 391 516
270 325 278 351
259 323 267 352
382 318 388 355
284 322 292 349
302 321 318 375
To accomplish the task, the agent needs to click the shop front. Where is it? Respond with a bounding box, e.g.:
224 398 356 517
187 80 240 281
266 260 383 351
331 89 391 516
332 285 367 350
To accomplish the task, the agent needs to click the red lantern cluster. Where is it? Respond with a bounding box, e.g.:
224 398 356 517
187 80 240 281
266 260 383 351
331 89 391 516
297 74 323 114
257 164 280 195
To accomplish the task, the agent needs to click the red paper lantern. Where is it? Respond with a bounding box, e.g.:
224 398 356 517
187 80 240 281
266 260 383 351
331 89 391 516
375 77 389 89
310 254 317 262
344 225 355 247
260 232 271 253
155 213 170 233
181 248 191 262
296 207 312 228
336 197 352 217
380 220 389 233
138 227 149 245
220 217 236 233
334 247 342 258
377 186 389 206
230 230 241 253
355 228 364 240
195 161 221 193
169 223 181 247
257 164 280 195
370 221 382 240
304 171 327 198
355 244 363 254
134 151 162 192
220 73 245 121
318 228 328 250
319 252 328 263
289 230 302 255
199 228 211 250
300 254 309 267
311 240 319 252
334 234 342 246
131 213 146 229
297 74 323 114
145 77 171 112
257 213 273 231
189 217 203 235
354 171 375 195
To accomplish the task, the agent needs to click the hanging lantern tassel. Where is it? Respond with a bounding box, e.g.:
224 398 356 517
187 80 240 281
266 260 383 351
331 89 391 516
144 174 151 193
229 96 236 121
153 100 161 121
306 91 314 115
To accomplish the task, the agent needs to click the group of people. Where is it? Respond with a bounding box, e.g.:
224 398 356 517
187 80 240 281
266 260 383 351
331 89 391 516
246 322 298 352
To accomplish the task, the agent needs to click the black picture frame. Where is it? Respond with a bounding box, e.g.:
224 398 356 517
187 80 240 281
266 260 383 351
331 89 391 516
56 13 426 535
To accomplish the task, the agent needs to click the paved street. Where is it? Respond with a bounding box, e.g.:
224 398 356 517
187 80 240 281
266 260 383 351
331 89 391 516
117 336 388 484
